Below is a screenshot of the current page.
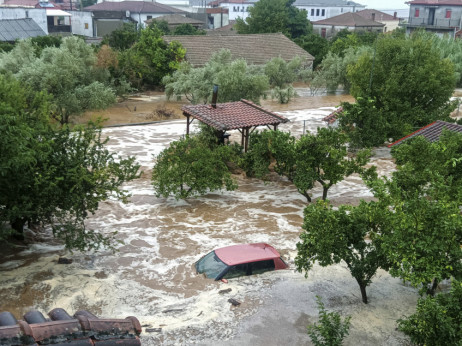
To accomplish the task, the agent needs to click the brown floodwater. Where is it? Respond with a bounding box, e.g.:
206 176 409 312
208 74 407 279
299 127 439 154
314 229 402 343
1 90 408 344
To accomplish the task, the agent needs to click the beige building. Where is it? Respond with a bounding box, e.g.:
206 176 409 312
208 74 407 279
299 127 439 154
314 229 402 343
356 9 401 32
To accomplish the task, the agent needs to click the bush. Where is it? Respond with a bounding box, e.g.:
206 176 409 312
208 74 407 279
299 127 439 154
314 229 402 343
308 296 351 346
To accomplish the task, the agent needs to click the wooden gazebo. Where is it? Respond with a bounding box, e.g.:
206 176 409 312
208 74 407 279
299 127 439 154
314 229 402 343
182 99 289 152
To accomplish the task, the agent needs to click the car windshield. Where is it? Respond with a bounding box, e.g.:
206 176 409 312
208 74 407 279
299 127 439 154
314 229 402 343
196 251 228 279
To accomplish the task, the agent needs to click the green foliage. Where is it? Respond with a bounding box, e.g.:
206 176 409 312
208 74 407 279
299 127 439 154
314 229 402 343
81 0 97 7
149 20 171 35
119 26 185 89
29 35 62 56
294 33 329 68
0 41 14 53
296 200 391 304
105 23 140 50
397 281 462 345
0 75 140 251
308 296 351 346
163 49 269 104
0 36 117 124
235 0 311 39
172 23 206 35
243 128 373 202
340 97 389 148
152 134 238 199
364 133 462 293
330 31 378 57
346 35 457 143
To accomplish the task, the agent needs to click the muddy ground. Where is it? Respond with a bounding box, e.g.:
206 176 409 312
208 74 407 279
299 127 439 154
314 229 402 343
2 89 460 345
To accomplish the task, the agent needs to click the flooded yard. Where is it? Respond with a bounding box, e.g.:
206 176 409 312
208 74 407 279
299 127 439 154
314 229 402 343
0 92 418 345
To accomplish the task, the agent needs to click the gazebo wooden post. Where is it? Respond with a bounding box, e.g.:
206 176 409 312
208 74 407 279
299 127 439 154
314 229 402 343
241 128 245 148
244 127 250 152
274 124 278 131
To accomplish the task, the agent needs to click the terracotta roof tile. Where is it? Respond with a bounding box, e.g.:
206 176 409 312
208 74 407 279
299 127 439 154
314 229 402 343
388 120 462 147
84 1 185 14
146 14 205 25
182 99 289 130
322 107 343 124
313 12 385 27
163 33 314 67
356 9 400 21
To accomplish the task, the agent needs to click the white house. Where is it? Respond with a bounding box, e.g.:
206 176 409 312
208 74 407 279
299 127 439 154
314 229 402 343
209 0 257 21
293 0 365 21
0 7 48 33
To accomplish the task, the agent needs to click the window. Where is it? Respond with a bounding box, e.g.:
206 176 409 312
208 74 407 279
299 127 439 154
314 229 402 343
233 6 236 11
147 15 152 20
446 9 452 18
321 27 326 38
251 260 275 275
415 8 420 17
311 9 314 16
321 9 325 16
316 9 320 16
224 264 249 279
341 7 343 13
84 23 89 29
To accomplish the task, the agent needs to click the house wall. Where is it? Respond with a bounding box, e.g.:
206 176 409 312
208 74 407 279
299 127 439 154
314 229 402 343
382 19 400 32
208 11 229 28
224 3 251 21
0 7 48 33
296 4 366 22
68 10 93 36
408 4 462 29
129 12 164 27
313 24 383 39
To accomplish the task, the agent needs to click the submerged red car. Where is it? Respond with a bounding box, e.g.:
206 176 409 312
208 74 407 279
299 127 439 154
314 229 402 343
195 243 288 280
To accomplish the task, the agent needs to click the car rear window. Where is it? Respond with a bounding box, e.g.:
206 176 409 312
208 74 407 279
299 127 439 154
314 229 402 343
196 251 228 279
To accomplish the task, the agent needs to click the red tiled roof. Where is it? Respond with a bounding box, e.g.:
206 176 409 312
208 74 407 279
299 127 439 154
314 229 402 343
406 0 462 5
322 107 343 124
182 99 289 130
206 7 229 13
388 120 462 147
313 12 385 27
356 9 400 22
84 1 185 14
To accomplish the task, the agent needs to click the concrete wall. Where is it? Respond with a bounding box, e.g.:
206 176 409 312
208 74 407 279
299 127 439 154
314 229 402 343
68 10 93 36
408 4 462 28
129 12 163 28
0 7 48 33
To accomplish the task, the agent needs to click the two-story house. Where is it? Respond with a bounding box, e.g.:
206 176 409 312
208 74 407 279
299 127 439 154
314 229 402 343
293 0 365 22
404 0 462 36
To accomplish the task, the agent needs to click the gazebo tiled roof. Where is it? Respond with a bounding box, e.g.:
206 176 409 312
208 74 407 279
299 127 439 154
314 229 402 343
182 99 289 131
388 120 462 147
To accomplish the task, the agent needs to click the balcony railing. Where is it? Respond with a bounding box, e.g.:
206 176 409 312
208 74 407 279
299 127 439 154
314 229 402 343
406 17 460 28
48 25 71 33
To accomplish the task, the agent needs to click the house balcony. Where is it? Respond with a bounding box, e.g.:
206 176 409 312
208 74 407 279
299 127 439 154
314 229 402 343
402 17 461 31
48 25 72 33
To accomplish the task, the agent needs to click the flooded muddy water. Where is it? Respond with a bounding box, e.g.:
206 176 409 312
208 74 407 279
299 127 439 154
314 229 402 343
0 92 417 345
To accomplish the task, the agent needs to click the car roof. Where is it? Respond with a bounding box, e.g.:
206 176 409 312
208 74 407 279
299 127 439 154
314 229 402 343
214 243 281 266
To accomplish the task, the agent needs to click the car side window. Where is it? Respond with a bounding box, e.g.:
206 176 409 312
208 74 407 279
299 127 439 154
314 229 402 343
251 260 275 275
223 263 249 279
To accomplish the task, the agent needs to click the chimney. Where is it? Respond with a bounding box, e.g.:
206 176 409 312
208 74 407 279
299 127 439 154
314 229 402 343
393 11 397 19
372 13 375 21
211 84 219 108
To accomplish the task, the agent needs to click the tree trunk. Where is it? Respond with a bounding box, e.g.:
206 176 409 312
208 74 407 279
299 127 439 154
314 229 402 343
322 186 329 200
357 281 368 304
427 278 439 296
10 218 26 240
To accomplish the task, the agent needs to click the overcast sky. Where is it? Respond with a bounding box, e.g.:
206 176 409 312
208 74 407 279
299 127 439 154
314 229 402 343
360 0 409 10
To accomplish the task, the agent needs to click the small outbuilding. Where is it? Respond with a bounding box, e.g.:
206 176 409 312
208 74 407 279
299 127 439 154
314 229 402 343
388 120 462 147
182 99 289 152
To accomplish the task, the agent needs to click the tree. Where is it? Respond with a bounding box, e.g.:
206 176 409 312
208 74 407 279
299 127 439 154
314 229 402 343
243 128 373 202
308 296 351 346
397 281 462 345
296 200 391 304
235 0 310 39
105 23 139 51
0 75 141 251
265 56 311 103
118 25 185 89
152 135 238 199
163 49 269 104
0 36 118 124
344 35 457 143
172 24 206 35
294 33 329 68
